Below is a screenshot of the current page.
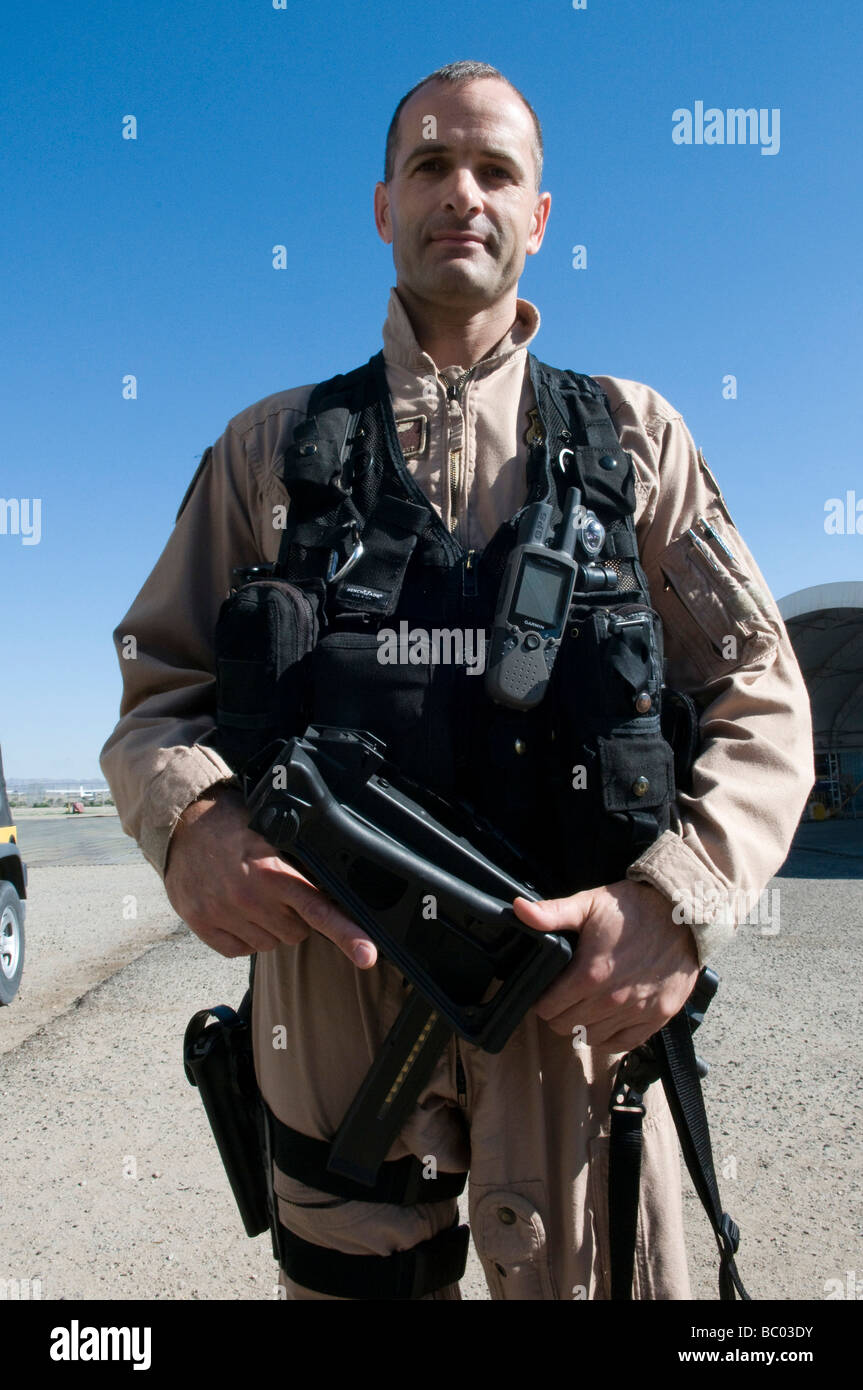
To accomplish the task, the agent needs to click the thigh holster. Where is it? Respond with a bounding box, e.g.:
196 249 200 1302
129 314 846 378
262 1095 470 1300
276 1220 470 1301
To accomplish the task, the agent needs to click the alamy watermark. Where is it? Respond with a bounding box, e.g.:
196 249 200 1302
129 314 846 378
672 102 780 156
0 497 41 545
50 1322 151 1370
672 883 780 935
0 1277 42 1299
824 1270 863 1299
377 622 486 675
824 491 863 534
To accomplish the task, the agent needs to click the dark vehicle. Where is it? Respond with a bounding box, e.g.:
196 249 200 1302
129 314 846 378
0 744 26 1005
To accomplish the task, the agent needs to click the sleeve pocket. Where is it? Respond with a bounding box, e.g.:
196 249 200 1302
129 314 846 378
654 511 782 684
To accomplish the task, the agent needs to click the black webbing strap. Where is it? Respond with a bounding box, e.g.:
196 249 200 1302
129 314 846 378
278 351 640 620
526 356 645 614
608 1100 646 1300
330 492 429 617
266 1100 467 1205
653 1011 751 1300
276 363 376 584
608 1007 751 1301
530 359 633 483
277 1220 470 1300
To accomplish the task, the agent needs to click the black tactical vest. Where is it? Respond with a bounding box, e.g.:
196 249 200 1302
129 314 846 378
216 350 683 899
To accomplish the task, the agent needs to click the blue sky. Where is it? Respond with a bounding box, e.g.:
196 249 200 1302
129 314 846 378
1 0 860 777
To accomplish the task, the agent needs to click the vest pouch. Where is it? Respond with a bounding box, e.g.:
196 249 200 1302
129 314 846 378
562 602 664 727
594 730 675 872
596 733 674 814
460 689 553 888
214 579 321 774
307 628 457 793
544 600 675 889
550 601 665 763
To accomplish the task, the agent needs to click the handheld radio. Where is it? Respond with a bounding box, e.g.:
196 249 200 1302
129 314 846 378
484 487 614 710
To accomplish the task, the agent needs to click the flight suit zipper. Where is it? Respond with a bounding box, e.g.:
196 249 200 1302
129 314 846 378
455 1043 468 1108
444 365 479 534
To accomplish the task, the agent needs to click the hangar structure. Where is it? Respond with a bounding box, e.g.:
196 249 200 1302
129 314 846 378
778 581 863 819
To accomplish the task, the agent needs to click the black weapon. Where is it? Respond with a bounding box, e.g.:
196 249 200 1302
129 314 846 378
243 725 574 1184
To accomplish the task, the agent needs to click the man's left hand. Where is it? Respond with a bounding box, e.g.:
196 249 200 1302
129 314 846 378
512 880 700 1053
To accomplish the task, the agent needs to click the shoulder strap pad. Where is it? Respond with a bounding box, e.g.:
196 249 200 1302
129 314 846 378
527 354 636 522
281 356 379 507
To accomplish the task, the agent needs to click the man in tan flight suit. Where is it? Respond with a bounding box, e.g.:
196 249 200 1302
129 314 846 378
100 61 814 1300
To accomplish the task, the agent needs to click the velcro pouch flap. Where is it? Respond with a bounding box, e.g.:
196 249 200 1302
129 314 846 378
596 733 674 811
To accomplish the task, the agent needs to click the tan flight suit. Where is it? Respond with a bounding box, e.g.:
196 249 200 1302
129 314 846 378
100 287 815 1300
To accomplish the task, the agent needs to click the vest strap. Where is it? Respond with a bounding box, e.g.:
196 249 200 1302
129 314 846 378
277 360 379 584
330 493 430 617
278 352 642 620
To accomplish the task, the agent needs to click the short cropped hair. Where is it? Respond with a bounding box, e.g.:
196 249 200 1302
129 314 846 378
383 61 543 192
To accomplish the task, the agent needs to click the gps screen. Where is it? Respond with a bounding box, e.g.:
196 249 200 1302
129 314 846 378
511 556 570 628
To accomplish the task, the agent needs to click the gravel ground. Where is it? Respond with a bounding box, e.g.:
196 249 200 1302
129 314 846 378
1 818 860 1302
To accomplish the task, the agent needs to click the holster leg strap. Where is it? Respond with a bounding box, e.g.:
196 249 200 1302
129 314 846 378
267 1101 467 1205
277 1220 470 1300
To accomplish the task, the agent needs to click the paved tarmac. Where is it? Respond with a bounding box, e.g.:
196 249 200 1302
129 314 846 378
13 812 142 867
1 815 860 1302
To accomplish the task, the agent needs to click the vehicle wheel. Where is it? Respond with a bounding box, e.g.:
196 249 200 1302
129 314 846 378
0 881 25 1005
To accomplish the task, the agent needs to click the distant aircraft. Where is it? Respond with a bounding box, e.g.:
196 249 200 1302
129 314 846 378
45 787 109 801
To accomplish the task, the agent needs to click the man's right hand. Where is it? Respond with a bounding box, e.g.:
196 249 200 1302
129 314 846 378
164 783 378 967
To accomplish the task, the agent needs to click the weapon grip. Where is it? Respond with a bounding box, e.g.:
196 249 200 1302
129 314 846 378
308 797 536 929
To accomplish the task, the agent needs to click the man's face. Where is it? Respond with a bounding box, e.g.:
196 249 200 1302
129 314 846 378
374 79 551 310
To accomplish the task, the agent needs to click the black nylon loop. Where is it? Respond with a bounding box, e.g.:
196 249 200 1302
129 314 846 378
267 1100 467 1206
608 1105 645 1299
277 1221 470 1300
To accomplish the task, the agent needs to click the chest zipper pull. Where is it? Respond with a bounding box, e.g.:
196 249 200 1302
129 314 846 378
463 548 478 598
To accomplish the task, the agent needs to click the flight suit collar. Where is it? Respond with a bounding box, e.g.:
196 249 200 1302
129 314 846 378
381 285 541 378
